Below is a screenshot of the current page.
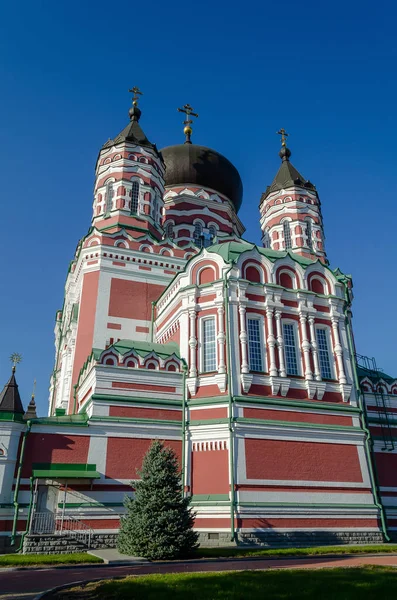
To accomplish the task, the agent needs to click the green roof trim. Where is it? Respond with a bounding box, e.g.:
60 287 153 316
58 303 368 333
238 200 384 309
357 365 396 384
32 463 100 479
207 240 317 267
32 413 89 426
107 339 180 359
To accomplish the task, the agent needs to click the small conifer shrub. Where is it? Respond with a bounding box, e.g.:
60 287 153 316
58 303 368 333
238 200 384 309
117 440 198 559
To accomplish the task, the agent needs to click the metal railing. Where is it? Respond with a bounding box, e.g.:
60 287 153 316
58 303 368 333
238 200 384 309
29 512 93 547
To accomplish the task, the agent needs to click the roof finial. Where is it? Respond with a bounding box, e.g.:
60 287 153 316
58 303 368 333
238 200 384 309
277 128 291 162
10 353 22 373
31 379 36 400
177 103 199 144
128 86 143 122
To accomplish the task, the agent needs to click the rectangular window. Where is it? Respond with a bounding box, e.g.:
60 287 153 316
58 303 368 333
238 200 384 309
202 318 216 373
316 328 333 379
247 318 263 372
283 322 299 376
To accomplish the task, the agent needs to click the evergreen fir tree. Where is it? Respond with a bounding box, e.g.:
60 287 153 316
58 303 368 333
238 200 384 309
117 440 198 559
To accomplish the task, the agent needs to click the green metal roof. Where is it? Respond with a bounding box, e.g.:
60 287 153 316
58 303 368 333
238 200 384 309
207 240 316 267
102 339 181 359
357 365 396 383
32 463 100 479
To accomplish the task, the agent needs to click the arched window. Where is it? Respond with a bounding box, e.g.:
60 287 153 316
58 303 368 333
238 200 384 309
306 220 313 251
283 221 292 250
105 182 114 213
166 222 174 239
131 181 139 214
152 199 158 222
194 222 203 247
208 225 217 243
263 231 271 248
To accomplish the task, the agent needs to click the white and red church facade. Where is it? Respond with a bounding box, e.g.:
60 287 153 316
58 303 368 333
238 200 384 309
1 96 396 552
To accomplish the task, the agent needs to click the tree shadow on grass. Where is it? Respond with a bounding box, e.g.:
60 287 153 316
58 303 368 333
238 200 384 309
58 567 397 600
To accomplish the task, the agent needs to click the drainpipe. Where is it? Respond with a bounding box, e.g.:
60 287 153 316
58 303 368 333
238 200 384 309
181 360 188 497
72 384 78 415
16 476 35 553
344 305 390 541
11 420 32 546
223 267 236 542
150 301 156 343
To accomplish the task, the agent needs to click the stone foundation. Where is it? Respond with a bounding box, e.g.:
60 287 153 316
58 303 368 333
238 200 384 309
198 530 385 548
23 533 118 555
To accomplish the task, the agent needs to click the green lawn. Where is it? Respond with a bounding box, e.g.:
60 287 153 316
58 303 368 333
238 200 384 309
196 543 397 559
0 552 103 567
53 567 397 599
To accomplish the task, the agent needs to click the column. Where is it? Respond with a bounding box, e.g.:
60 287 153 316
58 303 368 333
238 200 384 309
266 308 278 376
275 310 286 377
238 303 249 374
217 304 226 374
331 317 347 384
188 309 197 378
308 316 321 381
299 313 313 380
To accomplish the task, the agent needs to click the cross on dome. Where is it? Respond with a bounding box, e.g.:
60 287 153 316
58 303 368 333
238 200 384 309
129 86 143 107
177 103 199 144
277 128 289 147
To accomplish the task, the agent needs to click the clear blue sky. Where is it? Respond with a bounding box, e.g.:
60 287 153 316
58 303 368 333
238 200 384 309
0 0 396 415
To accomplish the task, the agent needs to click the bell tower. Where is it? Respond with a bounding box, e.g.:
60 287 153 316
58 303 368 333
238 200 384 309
259 130 327 264
92 87 165 240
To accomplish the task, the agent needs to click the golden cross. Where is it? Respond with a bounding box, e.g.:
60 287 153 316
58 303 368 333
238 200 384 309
129 86 143 106
10 353 22 372
277 128 289 147
177 104 199 143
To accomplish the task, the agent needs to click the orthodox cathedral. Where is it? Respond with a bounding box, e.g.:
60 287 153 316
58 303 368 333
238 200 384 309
1 89 397 553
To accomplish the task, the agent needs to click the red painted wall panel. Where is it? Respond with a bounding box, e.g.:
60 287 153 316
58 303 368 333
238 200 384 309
236 518 378 529
70 271 100 410
22 434 90 477
191 449 229 495
374 452 397 487
245 439 363 483
190 407 228 420
108 278 165 320
105 437 181 479
243 407 353 427
109 406 181 421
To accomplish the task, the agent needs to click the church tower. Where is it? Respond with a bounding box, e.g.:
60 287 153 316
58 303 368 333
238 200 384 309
49 90 186 415
259 130 327 264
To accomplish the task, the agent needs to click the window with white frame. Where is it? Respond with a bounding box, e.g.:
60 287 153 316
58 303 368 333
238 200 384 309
202 317 216 372
105 182 114 213
208 225 217 243
306 219 313 251
131 181 139 213
263 231 271 248
166 222 174 239
283 221 292 250
316 328 333 379
283 322 299 376
247 317 264 372
194 222 203 247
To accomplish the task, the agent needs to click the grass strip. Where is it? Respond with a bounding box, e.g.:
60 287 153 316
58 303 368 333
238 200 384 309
0 552 103 567
52 566 397 599
195 543 397 559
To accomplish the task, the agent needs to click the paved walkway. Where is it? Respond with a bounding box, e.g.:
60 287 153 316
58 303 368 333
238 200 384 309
1 554 397 600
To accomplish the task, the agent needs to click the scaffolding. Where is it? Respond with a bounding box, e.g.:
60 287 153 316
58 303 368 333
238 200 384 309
355 353 394 452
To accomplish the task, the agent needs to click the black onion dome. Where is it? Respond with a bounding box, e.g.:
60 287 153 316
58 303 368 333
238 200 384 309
160 143 243 212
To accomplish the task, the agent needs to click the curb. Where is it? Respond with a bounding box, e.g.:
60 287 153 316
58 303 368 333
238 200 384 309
33 576 124 599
